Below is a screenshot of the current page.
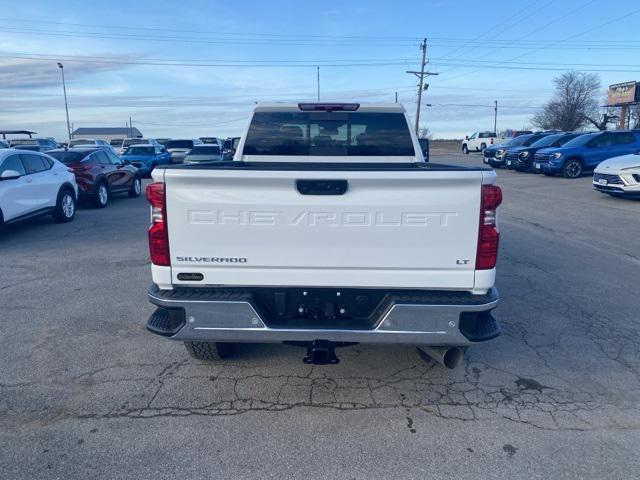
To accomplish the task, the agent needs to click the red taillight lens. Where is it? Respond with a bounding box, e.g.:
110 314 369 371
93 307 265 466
145 182 170 266
476 185 502 270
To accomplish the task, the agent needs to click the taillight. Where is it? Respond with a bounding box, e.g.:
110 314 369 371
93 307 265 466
146 182 170 266
476 184 502 270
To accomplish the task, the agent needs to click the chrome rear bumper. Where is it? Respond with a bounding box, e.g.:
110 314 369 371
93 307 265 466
147 284 500 346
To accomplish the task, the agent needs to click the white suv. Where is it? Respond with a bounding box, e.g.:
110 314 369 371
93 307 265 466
593 152 640 199
0 150 78 226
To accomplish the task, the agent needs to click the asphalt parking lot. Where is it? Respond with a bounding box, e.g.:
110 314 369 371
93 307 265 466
2 150 639 479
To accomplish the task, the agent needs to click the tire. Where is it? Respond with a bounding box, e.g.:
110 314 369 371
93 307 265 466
93 181 109 208
562 159 583 178
462 144 469 155
128 176 141 198
184 341 236 361
52 188 76 223
480 143 487 152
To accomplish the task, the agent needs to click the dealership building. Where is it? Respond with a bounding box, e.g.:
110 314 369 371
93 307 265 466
71 127 144 142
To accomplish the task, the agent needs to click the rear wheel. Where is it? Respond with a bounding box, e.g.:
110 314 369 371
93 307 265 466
184 341 236 361
480 143 487 152
128 176 141 198
93 181 109 208
462 144 469 154
52 188 76 223
563 159 583 178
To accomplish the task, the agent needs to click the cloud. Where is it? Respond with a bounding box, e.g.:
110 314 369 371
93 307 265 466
0 57 135 90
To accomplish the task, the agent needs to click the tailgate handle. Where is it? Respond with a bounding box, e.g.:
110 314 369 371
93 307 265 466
296 179 348 195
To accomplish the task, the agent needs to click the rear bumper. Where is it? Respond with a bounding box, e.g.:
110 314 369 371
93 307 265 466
146 284 500 346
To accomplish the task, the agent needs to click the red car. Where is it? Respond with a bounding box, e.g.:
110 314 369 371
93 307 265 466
47 148 141 208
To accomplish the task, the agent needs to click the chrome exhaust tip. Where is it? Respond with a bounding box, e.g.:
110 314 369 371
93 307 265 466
418 346 464 369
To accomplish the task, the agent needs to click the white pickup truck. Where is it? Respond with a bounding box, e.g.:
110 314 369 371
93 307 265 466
462 131 499 154
145 103 502 368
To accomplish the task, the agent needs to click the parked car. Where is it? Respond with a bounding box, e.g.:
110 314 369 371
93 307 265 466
0 140 9 149
69 138 111 148
533 131 640 178
156 138 170 146
0 149 77 226
109 139 124 149
593 153 640 198
121 144 171 176
184 144 224 164
165 139 202 163
462 131 498 154
145 102 502 368
118 138 161 155
47 148 141 208
509 130 533 137
9 138 58 152
199 137 222 146
70 143 120 156
223 137 241 160
504 132 583 172
484 134 536 168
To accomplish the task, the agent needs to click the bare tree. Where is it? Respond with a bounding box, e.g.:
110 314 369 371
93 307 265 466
630 105 640 129
418 127 431 139
533 71 601 131
584 106 617 131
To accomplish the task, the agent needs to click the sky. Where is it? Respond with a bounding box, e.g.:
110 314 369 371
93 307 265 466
1 0 639 140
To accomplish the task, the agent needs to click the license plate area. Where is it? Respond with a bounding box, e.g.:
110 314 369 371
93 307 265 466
253 287 388 329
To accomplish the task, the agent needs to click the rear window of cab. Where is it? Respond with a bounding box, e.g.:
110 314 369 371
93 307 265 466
243 112 416 156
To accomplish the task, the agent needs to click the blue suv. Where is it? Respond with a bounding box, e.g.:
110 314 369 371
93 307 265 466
533 131 640 178
121 144 171 177
505 132 582 172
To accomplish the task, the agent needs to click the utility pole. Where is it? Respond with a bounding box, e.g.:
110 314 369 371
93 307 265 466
407 38 438 135
317 66 320 101
129 116 133 138
57 63 72 143
395 91 398 103
493 100 498 133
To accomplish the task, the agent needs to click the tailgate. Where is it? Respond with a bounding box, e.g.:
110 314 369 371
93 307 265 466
162 168 482 290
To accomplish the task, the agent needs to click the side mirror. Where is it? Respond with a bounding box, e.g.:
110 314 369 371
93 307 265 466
465 136 469 140
1 169 21 180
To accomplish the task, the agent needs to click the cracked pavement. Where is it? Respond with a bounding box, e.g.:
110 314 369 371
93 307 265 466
1 152 639 479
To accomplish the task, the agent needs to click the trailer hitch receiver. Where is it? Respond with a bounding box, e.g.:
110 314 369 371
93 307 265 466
303 340 339 365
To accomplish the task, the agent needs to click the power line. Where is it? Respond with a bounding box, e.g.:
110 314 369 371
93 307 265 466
0 18 420 40
3 18 640 46
0 26 418 47
440 4 640 81
134 116 249 127
438 0 598 79
4 52 640 73
438 0 553 63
